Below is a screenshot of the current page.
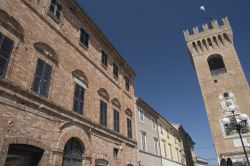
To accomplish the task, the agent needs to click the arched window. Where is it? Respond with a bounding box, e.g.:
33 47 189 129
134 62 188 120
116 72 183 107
63 138 83 166
207 54 227 75
5 144 44 166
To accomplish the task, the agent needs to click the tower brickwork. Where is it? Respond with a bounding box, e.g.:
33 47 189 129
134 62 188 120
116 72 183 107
184 17 250 161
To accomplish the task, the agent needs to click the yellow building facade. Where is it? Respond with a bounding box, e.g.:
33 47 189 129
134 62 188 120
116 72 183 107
157 117 185 166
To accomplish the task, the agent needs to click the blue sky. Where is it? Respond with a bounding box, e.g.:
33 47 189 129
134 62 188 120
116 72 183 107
76 0 250 163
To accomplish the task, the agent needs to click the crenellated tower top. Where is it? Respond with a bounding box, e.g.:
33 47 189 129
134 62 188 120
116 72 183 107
183 17 233 56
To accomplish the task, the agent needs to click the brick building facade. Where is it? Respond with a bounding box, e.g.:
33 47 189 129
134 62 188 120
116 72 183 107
0 0 137 165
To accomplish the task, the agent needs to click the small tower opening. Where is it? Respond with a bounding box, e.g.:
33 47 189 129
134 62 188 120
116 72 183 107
207 54 227 75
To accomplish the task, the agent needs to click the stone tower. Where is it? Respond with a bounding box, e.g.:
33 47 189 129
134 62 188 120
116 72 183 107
183 17 250 162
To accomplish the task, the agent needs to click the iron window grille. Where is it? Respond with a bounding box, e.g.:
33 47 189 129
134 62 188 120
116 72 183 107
0 33 14 77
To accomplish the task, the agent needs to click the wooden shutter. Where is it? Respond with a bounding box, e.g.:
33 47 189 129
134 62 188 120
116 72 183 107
32 59 52 97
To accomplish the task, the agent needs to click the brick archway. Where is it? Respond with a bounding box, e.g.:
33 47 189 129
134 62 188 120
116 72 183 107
53 126 92 166
0 137 50 166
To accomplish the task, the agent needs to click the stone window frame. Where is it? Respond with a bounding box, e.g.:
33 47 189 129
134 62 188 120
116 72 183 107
47 0 63 22
71 69 88 115
127 117 133 139
151 116 157 131
97 88 109 128
101 50 108 68
79 28 89 49
153 137 160 156
31 58 53 98
140 130 147 152
125 74 130 91
112 62 119 80
31 42 60 99
138 107 144 123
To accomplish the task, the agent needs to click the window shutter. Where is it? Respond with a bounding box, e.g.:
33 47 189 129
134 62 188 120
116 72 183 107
32 59 52 98
40 63 52 97
0 34 14 76
104 102 107 126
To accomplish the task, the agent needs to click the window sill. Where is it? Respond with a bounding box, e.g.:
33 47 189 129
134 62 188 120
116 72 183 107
101 63 108 70
79 42 88 50
47 11 61 24
113 75 119 81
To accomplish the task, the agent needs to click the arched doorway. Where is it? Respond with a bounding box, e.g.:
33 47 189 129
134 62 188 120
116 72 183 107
62 137 83 166
95 159 109 166
5 144 44 166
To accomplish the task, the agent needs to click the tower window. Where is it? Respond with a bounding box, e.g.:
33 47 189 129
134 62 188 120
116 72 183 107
207 55 227 75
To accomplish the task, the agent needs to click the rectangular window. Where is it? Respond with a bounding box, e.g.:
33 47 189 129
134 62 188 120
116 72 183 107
152 117 157 130
32 59 52 98
162 140 167 157
125 75 130 91
113 109 120 133
48 0 62 21
73 84 85 115
176 148 179 162
140 131 147 151
113 63 119 78
100 100 107 127
169 144 173 159
160 124 163 134
101 51 108 67
154 138 159 155
127 118 132 139
0 33 14 77
138 107 144 122
80 28 89 48
167 129 169 138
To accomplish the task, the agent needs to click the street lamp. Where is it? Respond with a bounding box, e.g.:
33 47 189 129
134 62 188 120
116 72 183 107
222 105 250 166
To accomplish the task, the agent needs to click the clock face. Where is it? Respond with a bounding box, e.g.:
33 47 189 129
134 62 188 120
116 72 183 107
219 92 238 113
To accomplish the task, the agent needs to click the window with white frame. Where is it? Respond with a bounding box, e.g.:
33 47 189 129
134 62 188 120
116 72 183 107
162 140 167 157
160 124 163 134
154 138 160 155
152 117 157 130
140 131 147 151
138 107 144 122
